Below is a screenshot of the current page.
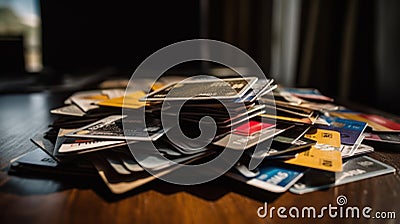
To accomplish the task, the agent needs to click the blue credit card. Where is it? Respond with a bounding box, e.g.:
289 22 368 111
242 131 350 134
255 165 304 188
226 163 306 192
317 116 367 145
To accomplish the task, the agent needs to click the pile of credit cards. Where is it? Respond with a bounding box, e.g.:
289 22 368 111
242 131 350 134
9 76 398 194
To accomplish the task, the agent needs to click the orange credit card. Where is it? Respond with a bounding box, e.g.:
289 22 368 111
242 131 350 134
285 129 343 172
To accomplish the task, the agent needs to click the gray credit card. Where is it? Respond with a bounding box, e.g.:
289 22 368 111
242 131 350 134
290 156 396 194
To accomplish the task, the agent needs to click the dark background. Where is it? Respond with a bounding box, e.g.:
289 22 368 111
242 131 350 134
0 0 399 114
206 0 400 115
40 0 201 74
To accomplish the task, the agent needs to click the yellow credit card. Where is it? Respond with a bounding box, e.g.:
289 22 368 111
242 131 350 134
285 147 343 172
286 129 342 172
260 114 312 124
81 94 110 101
97 91 147 109
151 82 165 91
304 129 341 150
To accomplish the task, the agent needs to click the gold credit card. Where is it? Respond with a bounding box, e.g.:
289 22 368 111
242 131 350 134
304 129 341 150
141 77 258 101
285 147 343 172
97 91 147 109
285 129 343 172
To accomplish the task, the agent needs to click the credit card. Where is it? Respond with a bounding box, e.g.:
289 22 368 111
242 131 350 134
255 137 316 158
213 121 284 150
142 77 257 101
66 115 165 141
285 147 343 172
97 91 147 109
50 105 86 117
280 87 334 102
316 116 367 145
226 162 305 193
363 132 400 144
290 156 395 194
330 111 400 132
304 128 341 150
234 120 276 136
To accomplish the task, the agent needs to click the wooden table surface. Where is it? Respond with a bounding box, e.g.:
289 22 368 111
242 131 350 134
0 92 399 224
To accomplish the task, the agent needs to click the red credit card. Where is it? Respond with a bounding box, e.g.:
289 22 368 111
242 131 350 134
360 114 400 131
234 120 275 136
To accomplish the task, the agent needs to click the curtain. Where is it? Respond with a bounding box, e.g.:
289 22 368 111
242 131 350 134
296 0 377 104
207 0 273 74
206 0 399 114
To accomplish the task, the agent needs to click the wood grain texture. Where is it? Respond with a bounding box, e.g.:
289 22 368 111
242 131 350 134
0 92 399 224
